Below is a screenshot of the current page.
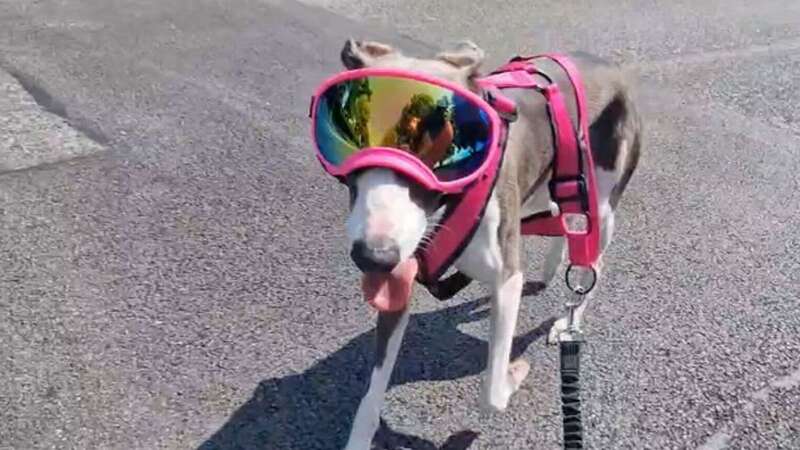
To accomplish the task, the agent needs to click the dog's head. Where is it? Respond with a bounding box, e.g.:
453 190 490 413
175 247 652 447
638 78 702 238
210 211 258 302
339 39 486 274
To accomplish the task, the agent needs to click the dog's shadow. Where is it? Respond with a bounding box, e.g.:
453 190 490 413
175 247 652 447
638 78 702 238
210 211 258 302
199 282 551 450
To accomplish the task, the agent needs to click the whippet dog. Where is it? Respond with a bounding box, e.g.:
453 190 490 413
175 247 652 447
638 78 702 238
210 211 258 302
336 39 642 449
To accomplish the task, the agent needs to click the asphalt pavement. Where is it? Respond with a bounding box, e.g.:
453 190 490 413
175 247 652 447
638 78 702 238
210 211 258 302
1 0 799 449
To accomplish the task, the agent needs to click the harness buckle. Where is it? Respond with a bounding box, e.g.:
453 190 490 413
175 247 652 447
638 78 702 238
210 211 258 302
548 175 590 212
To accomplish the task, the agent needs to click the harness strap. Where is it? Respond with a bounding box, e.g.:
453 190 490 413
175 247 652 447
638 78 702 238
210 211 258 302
480 54 601 268
415 126 508 286
419 54 600 292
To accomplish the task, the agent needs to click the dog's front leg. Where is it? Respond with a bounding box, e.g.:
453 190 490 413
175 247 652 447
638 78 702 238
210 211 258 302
482 270 528 412
459 194 529 412
344 308 409 450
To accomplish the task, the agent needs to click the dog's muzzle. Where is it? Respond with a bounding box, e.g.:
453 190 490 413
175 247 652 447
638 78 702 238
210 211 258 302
350 240 400 273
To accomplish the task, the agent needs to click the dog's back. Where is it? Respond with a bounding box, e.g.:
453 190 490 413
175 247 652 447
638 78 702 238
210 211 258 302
568 51 642 208
503 52 642 216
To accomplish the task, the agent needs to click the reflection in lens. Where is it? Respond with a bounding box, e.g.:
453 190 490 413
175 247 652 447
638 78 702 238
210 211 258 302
315 76 491 182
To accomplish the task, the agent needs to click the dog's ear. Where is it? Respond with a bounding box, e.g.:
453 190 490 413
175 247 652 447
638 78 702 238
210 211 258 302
341 39 395 69
435 40 485 75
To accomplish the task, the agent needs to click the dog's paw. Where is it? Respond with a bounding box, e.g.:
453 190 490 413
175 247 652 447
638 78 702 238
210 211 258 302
479 378 512 413
479 360 529 413
509 358 530 389
547 317 568 345
479 387 511 414
343 441 370 450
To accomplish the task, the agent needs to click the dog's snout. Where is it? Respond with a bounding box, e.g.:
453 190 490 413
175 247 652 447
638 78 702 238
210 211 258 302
350 240 400 273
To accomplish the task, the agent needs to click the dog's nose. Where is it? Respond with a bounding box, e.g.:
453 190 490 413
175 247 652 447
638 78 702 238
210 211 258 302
350 240 400 273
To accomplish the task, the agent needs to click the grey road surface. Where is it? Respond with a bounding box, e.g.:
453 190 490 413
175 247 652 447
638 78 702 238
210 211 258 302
1 0 799 449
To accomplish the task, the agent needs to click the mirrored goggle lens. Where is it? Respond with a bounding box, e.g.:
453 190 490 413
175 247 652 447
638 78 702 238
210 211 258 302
314 75 492 182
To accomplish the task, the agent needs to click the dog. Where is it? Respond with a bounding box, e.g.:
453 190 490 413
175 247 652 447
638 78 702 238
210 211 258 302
336 39 642 449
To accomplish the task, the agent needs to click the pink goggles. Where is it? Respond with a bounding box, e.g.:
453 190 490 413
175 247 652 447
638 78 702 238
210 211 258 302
309 68 504 193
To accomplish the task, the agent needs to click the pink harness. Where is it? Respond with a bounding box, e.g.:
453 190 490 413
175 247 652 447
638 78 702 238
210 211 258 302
418 54 600 291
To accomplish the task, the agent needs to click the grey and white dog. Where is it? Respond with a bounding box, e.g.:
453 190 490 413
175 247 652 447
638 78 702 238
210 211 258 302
338 39 642 450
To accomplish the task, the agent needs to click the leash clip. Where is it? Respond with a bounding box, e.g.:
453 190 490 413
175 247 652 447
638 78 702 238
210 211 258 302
564 264 596 296
558 265 594 344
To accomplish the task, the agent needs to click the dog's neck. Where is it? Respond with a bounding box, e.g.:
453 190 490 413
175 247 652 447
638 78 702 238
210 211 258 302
490 90 558 218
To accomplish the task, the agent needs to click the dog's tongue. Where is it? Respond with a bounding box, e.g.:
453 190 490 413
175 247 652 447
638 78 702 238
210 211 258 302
362 258 419 312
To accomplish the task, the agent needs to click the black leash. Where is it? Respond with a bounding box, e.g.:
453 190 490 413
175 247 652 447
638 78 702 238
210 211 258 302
560 340 583 448
556 265 596 449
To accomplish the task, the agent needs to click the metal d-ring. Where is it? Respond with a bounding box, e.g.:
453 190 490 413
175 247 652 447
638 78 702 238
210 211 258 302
564 264 597 296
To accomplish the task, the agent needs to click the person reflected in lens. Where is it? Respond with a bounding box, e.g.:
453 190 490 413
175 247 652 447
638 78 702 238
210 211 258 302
383 93 436 154
415 97 455 167
383 94 457 169
429 95 491 181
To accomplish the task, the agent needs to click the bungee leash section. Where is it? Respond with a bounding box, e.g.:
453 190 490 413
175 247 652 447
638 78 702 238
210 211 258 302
556 264 596 449
560 338 583 449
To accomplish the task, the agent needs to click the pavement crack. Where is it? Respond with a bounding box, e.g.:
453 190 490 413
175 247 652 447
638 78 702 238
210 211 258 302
0 151 112 177
0 61 110 146
4 66 68 118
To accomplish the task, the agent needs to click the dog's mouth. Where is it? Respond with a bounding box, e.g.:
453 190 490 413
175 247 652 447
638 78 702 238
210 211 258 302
361 258 419 312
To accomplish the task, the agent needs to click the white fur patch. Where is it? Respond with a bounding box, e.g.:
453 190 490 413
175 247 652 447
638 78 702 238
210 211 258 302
594 168 619 213
481 270 525 412
346 169 427 260
454 195 502 283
